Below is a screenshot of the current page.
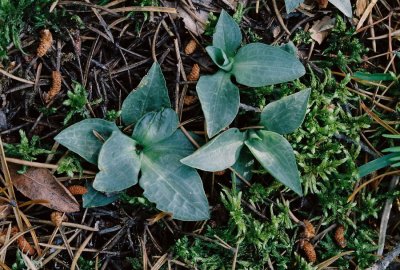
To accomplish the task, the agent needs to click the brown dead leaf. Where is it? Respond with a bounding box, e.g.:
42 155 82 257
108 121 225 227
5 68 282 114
0 205 11 220
309 16 336 45
356 0 368 17
10 166 79 212
164 0 210 36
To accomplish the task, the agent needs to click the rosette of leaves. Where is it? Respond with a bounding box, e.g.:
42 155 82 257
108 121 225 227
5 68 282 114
182 88 311 195
55 62 209 221
197 10 305 138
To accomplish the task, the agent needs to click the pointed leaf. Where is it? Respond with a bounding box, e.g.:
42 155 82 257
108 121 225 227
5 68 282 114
260 89 311 134
197 71 239 137
284 0 303 13
329 0 352 17
358 153 398 178
54 119 119 164
93 131 141 192
121 62 171 125
83 182 119 208
213 10 242 57
132 108 178 146
140 130 209 221
245 131 302 195
232 43 305 87
181 128 244 171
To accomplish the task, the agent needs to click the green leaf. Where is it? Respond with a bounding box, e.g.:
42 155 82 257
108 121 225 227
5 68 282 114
140 130 209 221
206 46 233 71
83 182 119 208
358 153 398 178
213 10 242 57
260 89 311 134
181 128 244 171
54 119 119 164
197 71 239 137
231 147 254 182
132 108 178 146
232 43 305 87
353 71 396 81
93 131 141 192
121 62 171 125
328 0 352 18
284 0 303 13
245 130 302 195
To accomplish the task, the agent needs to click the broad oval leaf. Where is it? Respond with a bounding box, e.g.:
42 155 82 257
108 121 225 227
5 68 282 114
260 88 311 134
10 166 80 212
284 0 303 13
132 108 178 146
121 62 171 125
329 0 352 18
197 71 239 138
93 131 141 193
232 43 305 87
54 119 119 165
83 182 119 208
213 10 242 57
206 46 233 71
140 130 209 221
244 130 302 195
181 128 244 171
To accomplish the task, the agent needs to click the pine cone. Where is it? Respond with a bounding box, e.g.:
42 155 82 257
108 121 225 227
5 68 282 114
67 185 88 195
184 39 197 55
334 225 346 248
37 29 53 57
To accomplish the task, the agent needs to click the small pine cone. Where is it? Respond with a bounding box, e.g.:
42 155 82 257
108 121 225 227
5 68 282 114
37 29 53 57
51 211 67 227
334 225 346 248
183 95 198 106
45 70 62 103
187 64 200 81
184 39 197 55
303 220 316 239
17 236 35 255
214 170 226 176
67 185 88 195
300 240 317 263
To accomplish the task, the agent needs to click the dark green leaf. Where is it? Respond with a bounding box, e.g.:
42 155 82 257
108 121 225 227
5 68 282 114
181 128 244 171
93 131 141 192
121 62 171 125
83 182 119 208
231 147 254 182
260 89 311 134
140 130 209 221
197 71 239 137
132 108 178 146
213 10 242 57
245 130 302 195
232 43 305 87
54 119 119 164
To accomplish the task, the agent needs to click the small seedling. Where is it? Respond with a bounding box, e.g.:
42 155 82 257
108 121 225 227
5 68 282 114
196 10 305 137
55 63 209 221
182 89 311 195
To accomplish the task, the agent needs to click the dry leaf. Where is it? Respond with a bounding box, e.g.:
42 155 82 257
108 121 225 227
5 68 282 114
184 95 198 106
164 1 210 36
356 0 368 17
10 166 80 212
309 16 336 45
0 205 11 220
